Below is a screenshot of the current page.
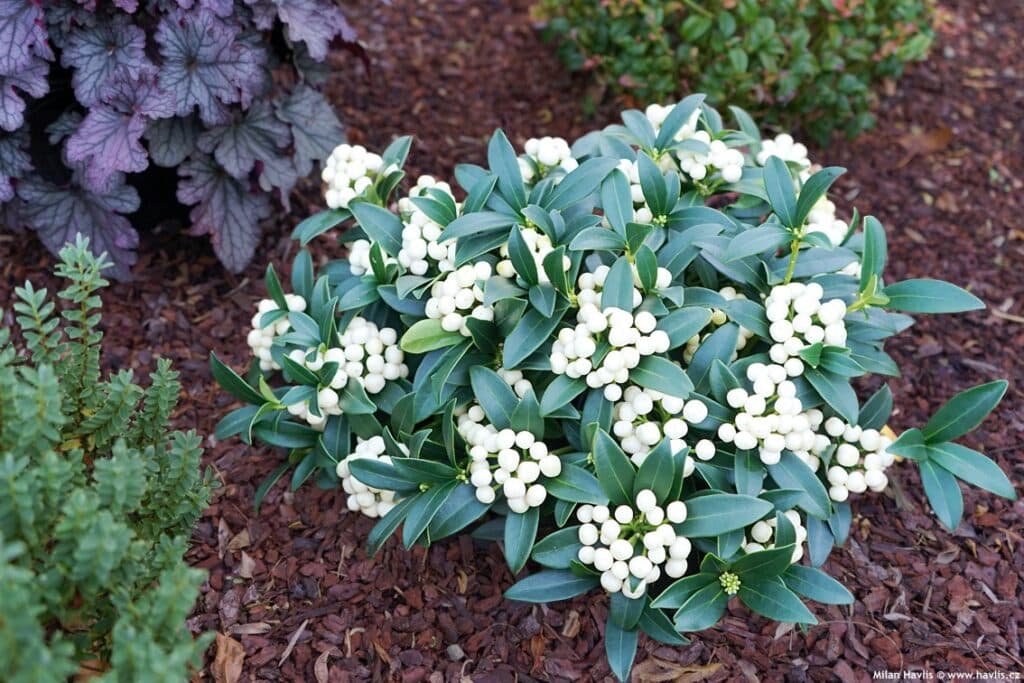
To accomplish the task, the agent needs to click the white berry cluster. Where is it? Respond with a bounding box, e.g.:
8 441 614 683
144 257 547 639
346 238 396 277
456 405 562 511
336 436 403 518
322 143 386 209
247 295 306 372
743 509 808 563
644 103 701 143
683 286 756 363
822 418 895 502
805 196 849 248
756 134 811 178
284 317 407 430
424 262 495 335
718 362 829 467
576 490 691 597
519 136 579 183
614 159 654 224
765 282 848 364
396 175 458 276
495 226 570 284
611 385 712 468
677 131 745 184
497 367 535 399
551 276 671 400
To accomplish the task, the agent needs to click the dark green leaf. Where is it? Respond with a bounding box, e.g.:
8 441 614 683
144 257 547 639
403 481 459 547
804 366 858 424
211 353 265 405
763 156 798 228
593 429 636 505
470 366 520 429
794 167 845 227
505 507 539 574
767 451 832 519
676 494 774 537
630 355 693 399
783 564 854 605
601 169 633 233
922 380 1007 444
919 459 964 530
488 129 527 209
723 225 791 262
883 279 984 314
731 545 794 580
504 569 600 603
928 442 1016 500
546 464 609 504
349 202 403 256
638 604 689 645
532 526 583 569
673 582 728 631
657 307 712 350
503 301 568 368
858 384 893 430
602 256 636 311
604 620 639 682
541 375 587 416
738 576 816 624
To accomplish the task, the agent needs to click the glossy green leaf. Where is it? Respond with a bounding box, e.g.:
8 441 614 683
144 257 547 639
531 526 583 569
928 442 1016 500
400 319 463 354
766 451 832 519
469 366 519 429
922 380 1007 444
919 459 964 530
349 201 403 256
505 507 539 574
676 494 773 537
783 564 854 605
504 569 600 603
883 279 984 314
630 355 694 399
763 156 798 228
545 463 609 504
593 429 636 505
738 576 817 624
604 620 638 683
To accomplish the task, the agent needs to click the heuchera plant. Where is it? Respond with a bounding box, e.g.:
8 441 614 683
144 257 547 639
213 96 1015 680
0 0 351 278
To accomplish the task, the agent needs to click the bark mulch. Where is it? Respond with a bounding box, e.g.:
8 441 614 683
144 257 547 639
0 0 1022 680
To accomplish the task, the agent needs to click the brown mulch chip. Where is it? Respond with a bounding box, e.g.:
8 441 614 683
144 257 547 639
1 0 1022 680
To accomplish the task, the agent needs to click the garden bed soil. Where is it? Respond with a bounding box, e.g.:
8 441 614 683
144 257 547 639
1 0 1022 680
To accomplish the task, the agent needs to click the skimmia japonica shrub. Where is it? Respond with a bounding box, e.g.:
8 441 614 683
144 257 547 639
213 96 1015 680
0 1 352 279
0 237 213 681
533 0 933 142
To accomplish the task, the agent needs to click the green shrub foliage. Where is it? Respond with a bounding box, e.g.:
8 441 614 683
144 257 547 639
534 0 933 141
214 98 1013 681
0 236 212 682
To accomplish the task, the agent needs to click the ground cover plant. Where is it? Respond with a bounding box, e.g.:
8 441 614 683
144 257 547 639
0 237 213 681
0 0 352 279
533 0 934 142
213 96 1014 680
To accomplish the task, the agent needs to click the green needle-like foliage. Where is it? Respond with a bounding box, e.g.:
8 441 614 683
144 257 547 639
0 235 213 682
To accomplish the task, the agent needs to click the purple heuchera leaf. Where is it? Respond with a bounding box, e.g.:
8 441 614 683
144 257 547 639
66 74 175 190
155 9 266 125
175 0 233 17
17 171 140 280
0 130 31 202
275 84 343 176
62 18 149 107
144 115 199 167
0 1 53 75
0 59 48 131
47 111 83 144
197 99 289 179
178 154 269 272
273 0 355 61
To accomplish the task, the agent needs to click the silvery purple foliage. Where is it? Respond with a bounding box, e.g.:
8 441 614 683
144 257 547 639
0 0 351 278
